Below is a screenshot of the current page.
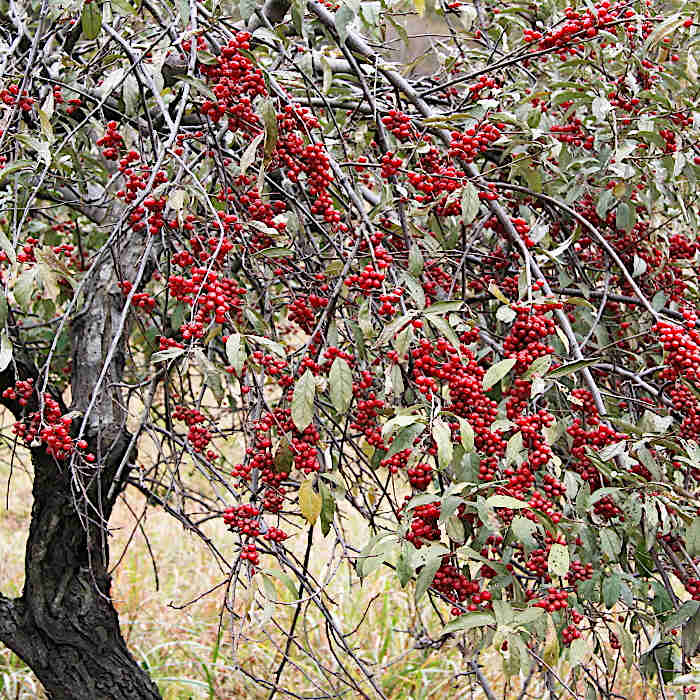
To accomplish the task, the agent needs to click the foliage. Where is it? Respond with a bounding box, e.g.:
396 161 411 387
0 0 700 696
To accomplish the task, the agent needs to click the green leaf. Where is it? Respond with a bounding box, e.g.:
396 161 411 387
382 414 422 440
432 418 453 469
644 13 684 51
385 423 425 460
408 245 424 276
0 230 16 266
246 334 285 358
396 549 414 587
423 301 463 315
615 202 635 233
415 556 443 602
461 182 480 224
663 601 700 633
376 313 415 347
514 606 544 626
599 528 621 560
686 517 700 557
329 357 353 414
151 346 187 363
260 567 298 599
255 246 294 259
425 314 460 352
505 431 523 466
402 273 426 309
240 0 258 21
443 612 494 635
511 516 538 550
13 268 36 311
0 330 12 372
603 574 621 608
110 0 135 13
486 495 528 510
225 333 245 375
0 160 34 185
683 607 700 657
299 476 322 525
548 542 570 578
260 98 278 160
335 3 355 44
458 417 474 452
523 354 552 379
291 369 316 432
82 1 102 40
240 132 264 176
319 480 336 536
482 358 517 390
597 440 626 462
547 358 599 378
569 638 588 667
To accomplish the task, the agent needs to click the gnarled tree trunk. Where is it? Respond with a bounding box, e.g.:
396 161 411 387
0 233 161 698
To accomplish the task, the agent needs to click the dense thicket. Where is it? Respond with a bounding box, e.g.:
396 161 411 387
0 0 699 697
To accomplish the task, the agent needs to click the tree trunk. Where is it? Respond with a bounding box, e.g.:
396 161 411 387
0 218 161 696
0 438 161 700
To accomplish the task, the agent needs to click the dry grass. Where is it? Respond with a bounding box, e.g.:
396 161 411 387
0 428 683 699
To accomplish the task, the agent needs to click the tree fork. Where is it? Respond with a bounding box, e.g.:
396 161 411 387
0 232 160 697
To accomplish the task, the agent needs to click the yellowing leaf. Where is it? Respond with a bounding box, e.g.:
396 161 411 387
299 476 322 525
542 633 560 668
82 1 102 40
488 282 509 304
548 542 570 578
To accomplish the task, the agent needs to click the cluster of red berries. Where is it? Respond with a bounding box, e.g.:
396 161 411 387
406 462 433 490
223 503 261 536
380 152 403 178
533 587 569 612
656 319 700 384
288 294 327 333
0 84 34 111
562 624 581 646
96 121 124 160
4 381 94 462
381 110 415 142
16 237 39 264
240 542 259 565
406 501 441 548
168 266 246 330
449 123 502 163
172 405 215 456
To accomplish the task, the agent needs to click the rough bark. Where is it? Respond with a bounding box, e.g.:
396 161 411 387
0 442 160 700
0 235 161 698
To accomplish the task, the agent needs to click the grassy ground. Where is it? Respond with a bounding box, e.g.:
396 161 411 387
0 428 680 699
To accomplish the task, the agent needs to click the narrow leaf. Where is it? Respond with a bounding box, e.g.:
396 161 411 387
329 357 353 414
482 357 517 390
299 476 322 525
291 369 316 433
